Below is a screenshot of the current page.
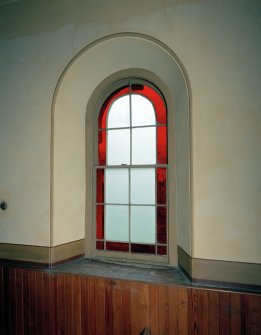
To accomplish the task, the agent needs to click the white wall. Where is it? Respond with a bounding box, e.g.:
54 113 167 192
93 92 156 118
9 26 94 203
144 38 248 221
0 0 260 263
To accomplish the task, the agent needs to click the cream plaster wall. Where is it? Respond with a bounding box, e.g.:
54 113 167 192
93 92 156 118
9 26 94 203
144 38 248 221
0 0 260 263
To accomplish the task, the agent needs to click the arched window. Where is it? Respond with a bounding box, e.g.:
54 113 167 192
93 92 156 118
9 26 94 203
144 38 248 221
95 80 168 261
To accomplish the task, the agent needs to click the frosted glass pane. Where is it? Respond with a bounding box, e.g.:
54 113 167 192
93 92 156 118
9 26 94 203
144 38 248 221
107 129 130 165
132 127 156 164
105 205 129 242
130 206 155 243
105 168 128 204
131 94 156 126
108 95 130 128
131 168 155 204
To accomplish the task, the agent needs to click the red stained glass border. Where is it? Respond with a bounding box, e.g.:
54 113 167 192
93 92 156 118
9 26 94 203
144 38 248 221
96 240 104 250
157 168 167 205
98 130 106 165
131 244 156 254
96 169 104 203
106 241 129 252
157 126 167 164
157 206 167 244
96 205 104 240
157 245 167 256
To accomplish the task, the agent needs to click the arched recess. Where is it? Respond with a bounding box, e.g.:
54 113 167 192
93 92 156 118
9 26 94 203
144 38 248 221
51 33 191 266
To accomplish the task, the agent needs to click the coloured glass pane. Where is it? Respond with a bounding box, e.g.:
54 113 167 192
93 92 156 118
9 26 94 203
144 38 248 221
157 168 167 204
96 205 104 239
108 95 130 128
131 244 156 254
131 84 166 124
99 86 130 129
105 205 129 242
107 129 130 165
98 130 106 165
130 206 155 243
157 245 167 255
96 169 104 203
132 127 156 164
157 126 167 164
105 168 129 204
130 168 155 205
96 241 104 250
157 206 167 244
106 241 129 252
131 94 156 126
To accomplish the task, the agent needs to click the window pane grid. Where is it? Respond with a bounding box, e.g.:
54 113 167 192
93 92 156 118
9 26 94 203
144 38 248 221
95 165 168 255
96 82 168 258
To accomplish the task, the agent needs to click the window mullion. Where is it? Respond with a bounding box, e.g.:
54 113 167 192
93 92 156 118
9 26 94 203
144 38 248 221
129 83 132 251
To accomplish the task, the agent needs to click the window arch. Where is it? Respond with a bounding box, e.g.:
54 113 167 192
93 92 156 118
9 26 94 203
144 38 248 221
95 80 168 261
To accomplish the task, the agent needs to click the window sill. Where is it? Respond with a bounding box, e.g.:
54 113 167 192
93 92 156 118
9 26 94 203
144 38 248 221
49 257 190 286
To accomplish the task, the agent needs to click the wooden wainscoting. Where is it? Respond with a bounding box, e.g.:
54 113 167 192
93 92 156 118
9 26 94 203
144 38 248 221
0 265 260 335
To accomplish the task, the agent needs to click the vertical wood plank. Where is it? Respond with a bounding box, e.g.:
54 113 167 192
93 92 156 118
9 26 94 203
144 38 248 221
121 281 131 335
72 275 82 335
57 274 66 335
95 278 106 335
188 288 198 335
219 291 231 335
252 294 261 335
28 270 37 335
241 293 260 335
177 287 188 335
49 273 58 335
22 269 30 335
130 282 141 335
113 280 123 335
65 274 73 335
3 267 10 335
197 289 208 335
9 267 16 335
0 267 4 335
87 277 96 335
149 284 159 335
42 272 51 335
15 268 24 335
208 290 219 335
81 276 88 335
105 279 115 335
158 285 169 335
230 292 241 335
168 285 178 335
35 271 44 335
139 283 150 334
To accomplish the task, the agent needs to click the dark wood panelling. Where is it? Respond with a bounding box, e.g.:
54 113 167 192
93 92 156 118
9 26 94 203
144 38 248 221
0 266 4 335
0 265 260 335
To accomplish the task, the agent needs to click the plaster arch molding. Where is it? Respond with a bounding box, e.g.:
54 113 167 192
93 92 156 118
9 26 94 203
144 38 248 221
52 33 191 264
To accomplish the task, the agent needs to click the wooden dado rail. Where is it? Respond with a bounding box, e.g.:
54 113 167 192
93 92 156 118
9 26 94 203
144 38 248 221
0 266 260 335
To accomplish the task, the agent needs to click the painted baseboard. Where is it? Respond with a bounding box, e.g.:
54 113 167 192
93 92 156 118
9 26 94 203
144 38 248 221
0 239 85 267
178 245 261 287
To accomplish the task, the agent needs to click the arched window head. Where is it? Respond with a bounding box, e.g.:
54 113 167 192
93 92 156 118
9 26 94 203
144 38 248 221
95 81 168 261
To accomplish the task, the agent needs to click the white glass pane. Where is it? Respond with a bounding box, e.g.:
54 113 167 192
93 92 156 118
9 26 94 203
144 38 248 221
105 205 129 242
132 127 156 164
131 94 156 126
108 95 130 128
130 206 155 243
105 168 128 204
107 129 130 165
131 168 155 204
